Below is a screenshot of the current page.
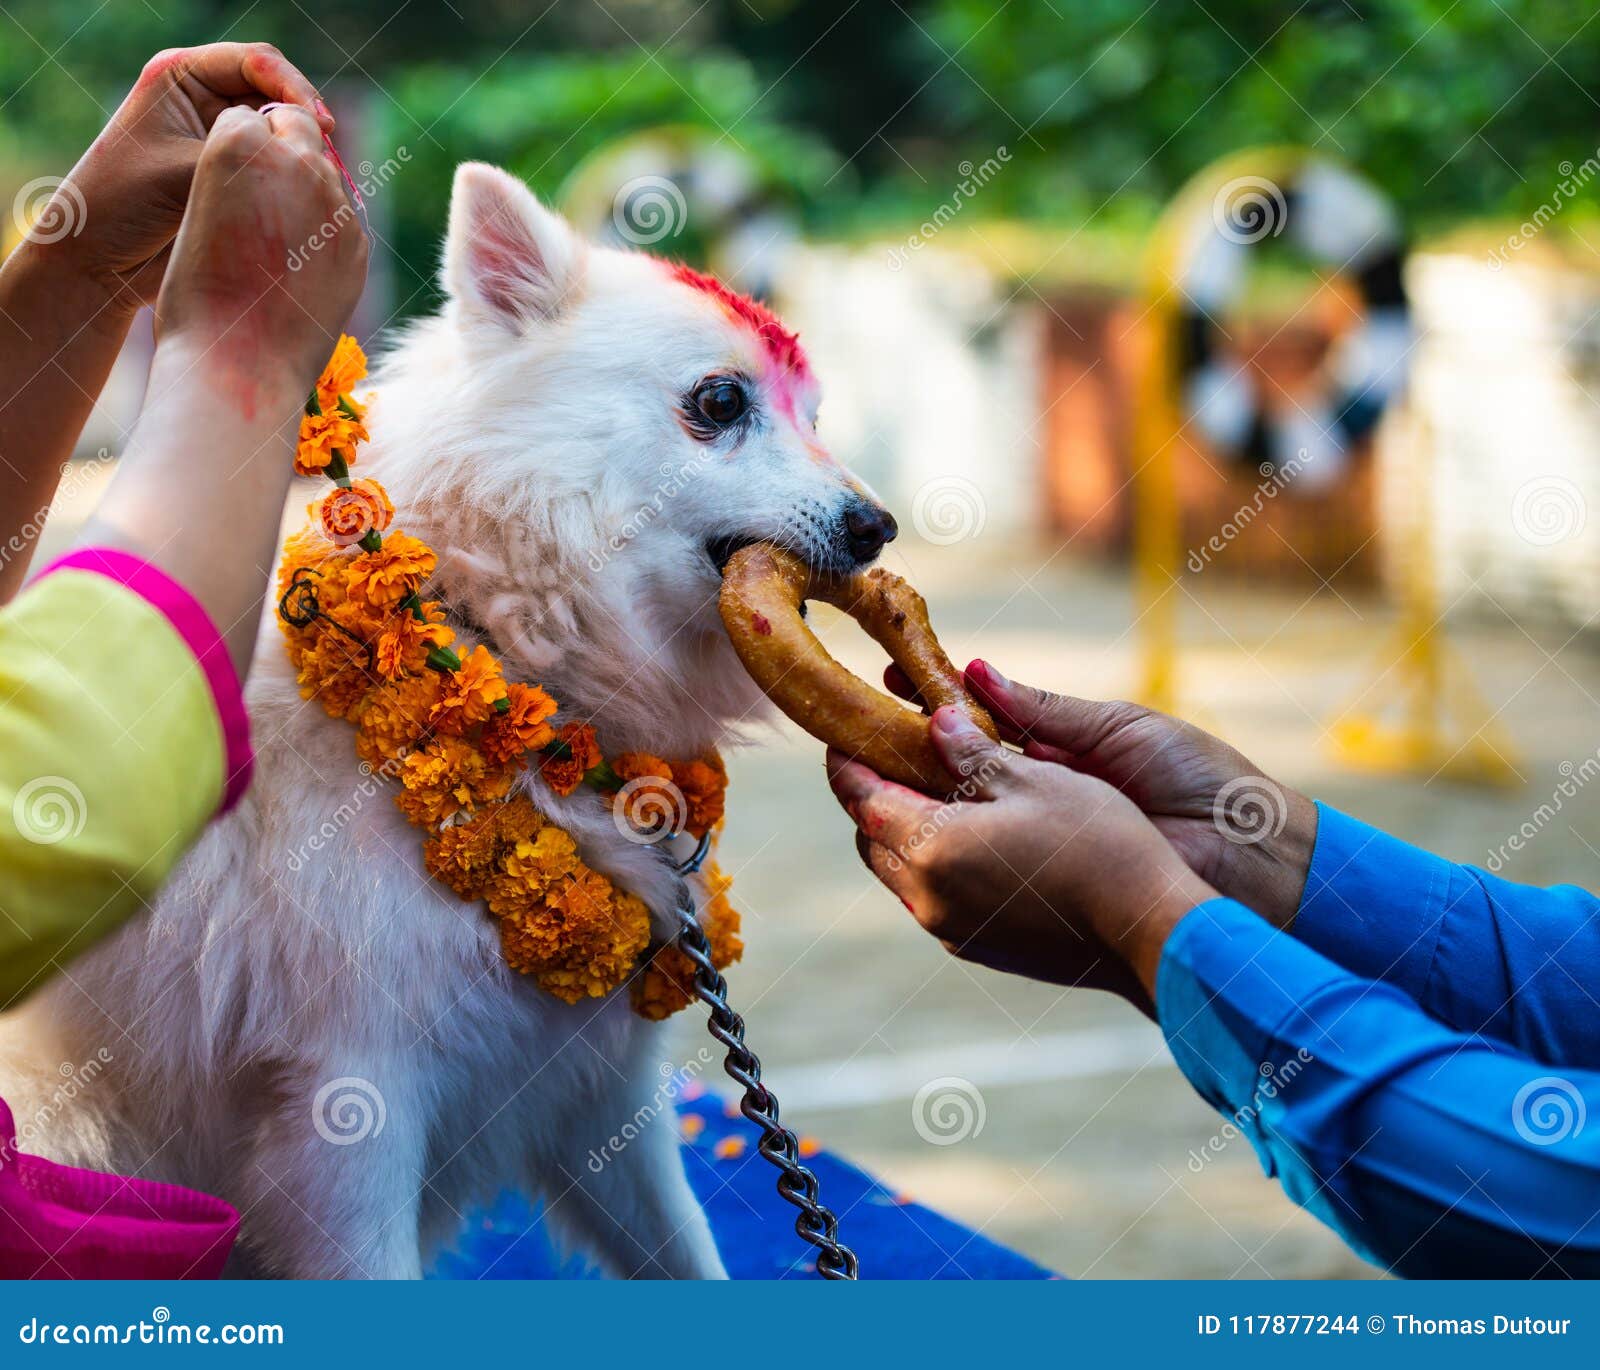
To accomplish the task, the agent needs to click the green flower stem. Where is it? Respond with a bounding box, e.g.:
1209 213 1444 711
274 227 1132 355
586 759 622 790
425 645 462 673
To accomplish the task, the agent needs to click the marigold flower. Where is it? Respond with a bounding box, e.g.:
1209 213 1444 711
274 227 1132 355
355 672 442 767
316 334 368 412
375 604 453 681
633 862 742 1020
295 409 369 477
481 682 559 767
396 737 509 828
423 810 503 901
319 479 394 547
347 532 436 609
674 753 728 837
430 643 509 734
291 626 375 719
539 721 601 796
500 871 651 1003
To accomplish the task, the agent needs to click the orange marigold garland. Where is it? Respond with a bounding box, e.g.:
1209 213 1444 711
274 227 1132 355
277 337 740 1014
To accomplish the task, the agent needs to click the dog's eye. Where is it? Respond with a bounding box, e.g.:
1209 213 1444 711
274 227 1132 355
693 379 747 428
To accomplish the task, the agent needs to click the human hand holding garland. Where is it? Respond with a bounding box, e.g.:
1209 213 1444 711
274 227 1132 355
0 44 332 603
80 103 368 678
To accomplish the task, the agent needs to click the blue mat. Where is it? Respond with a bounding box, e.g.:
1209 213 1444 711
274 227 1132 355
430 1088 1056 1280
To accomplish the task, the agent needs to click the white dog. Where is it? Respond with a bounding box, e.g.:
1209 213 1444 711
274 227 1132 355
0 163 896 1279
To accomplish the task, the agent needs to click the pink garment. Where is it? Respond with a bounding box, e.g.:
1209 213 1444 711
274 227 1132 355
0 1096 237 1278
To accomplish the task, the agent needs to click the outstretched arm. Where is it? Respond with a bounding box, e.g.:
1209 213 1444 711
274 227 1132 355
964 664 1600 1068
1162 896 1600 1277
0 42 329 603
828 708 1600 1278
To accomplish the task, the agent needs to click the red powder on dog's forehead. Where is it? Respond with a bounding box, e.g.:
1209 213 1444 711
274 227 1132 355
668 263 810 381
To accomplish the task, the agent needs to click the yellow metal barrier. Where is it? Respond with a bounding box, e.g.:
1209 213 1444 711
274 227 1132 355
1133 147 1520 784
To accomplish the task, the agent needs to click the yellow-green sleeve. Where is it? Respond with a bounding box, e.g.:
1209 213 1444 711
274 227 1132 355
0 550 251 1005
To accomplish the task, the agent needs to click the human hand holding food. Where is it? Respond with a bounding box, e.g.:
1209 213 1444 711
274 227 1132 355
826 706 1217 1006
955 662 1318 931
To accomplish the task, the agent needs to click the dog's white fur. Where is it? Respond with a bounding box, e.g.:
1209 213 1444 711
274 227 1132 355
0 164 884 1279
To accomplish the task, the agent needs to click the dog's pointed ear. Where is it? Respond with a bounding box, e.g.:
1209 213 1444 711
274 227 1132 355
444 162 583 330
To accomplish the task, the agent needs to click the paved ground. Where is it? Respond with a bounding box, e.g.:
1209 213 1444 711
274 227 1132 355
703 532 1600 1279
36 475 1600 1278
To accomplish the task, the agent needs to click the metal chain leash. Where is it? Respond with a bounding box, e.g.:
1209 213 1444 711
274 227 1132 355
672 833 859 1280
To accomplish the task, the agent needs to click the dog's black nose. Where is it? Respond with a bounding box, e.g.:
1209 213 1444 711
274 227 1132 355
845 502 899 562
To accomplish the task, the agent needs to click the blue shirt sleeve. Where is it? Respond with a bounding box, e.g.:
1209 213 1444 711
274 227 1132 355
1295 803 1600 1068
1159 897 1600 1278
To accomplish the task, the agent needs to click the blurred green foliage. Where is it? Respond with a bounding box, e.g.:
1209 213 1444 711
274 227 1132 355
2 0 1597 306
